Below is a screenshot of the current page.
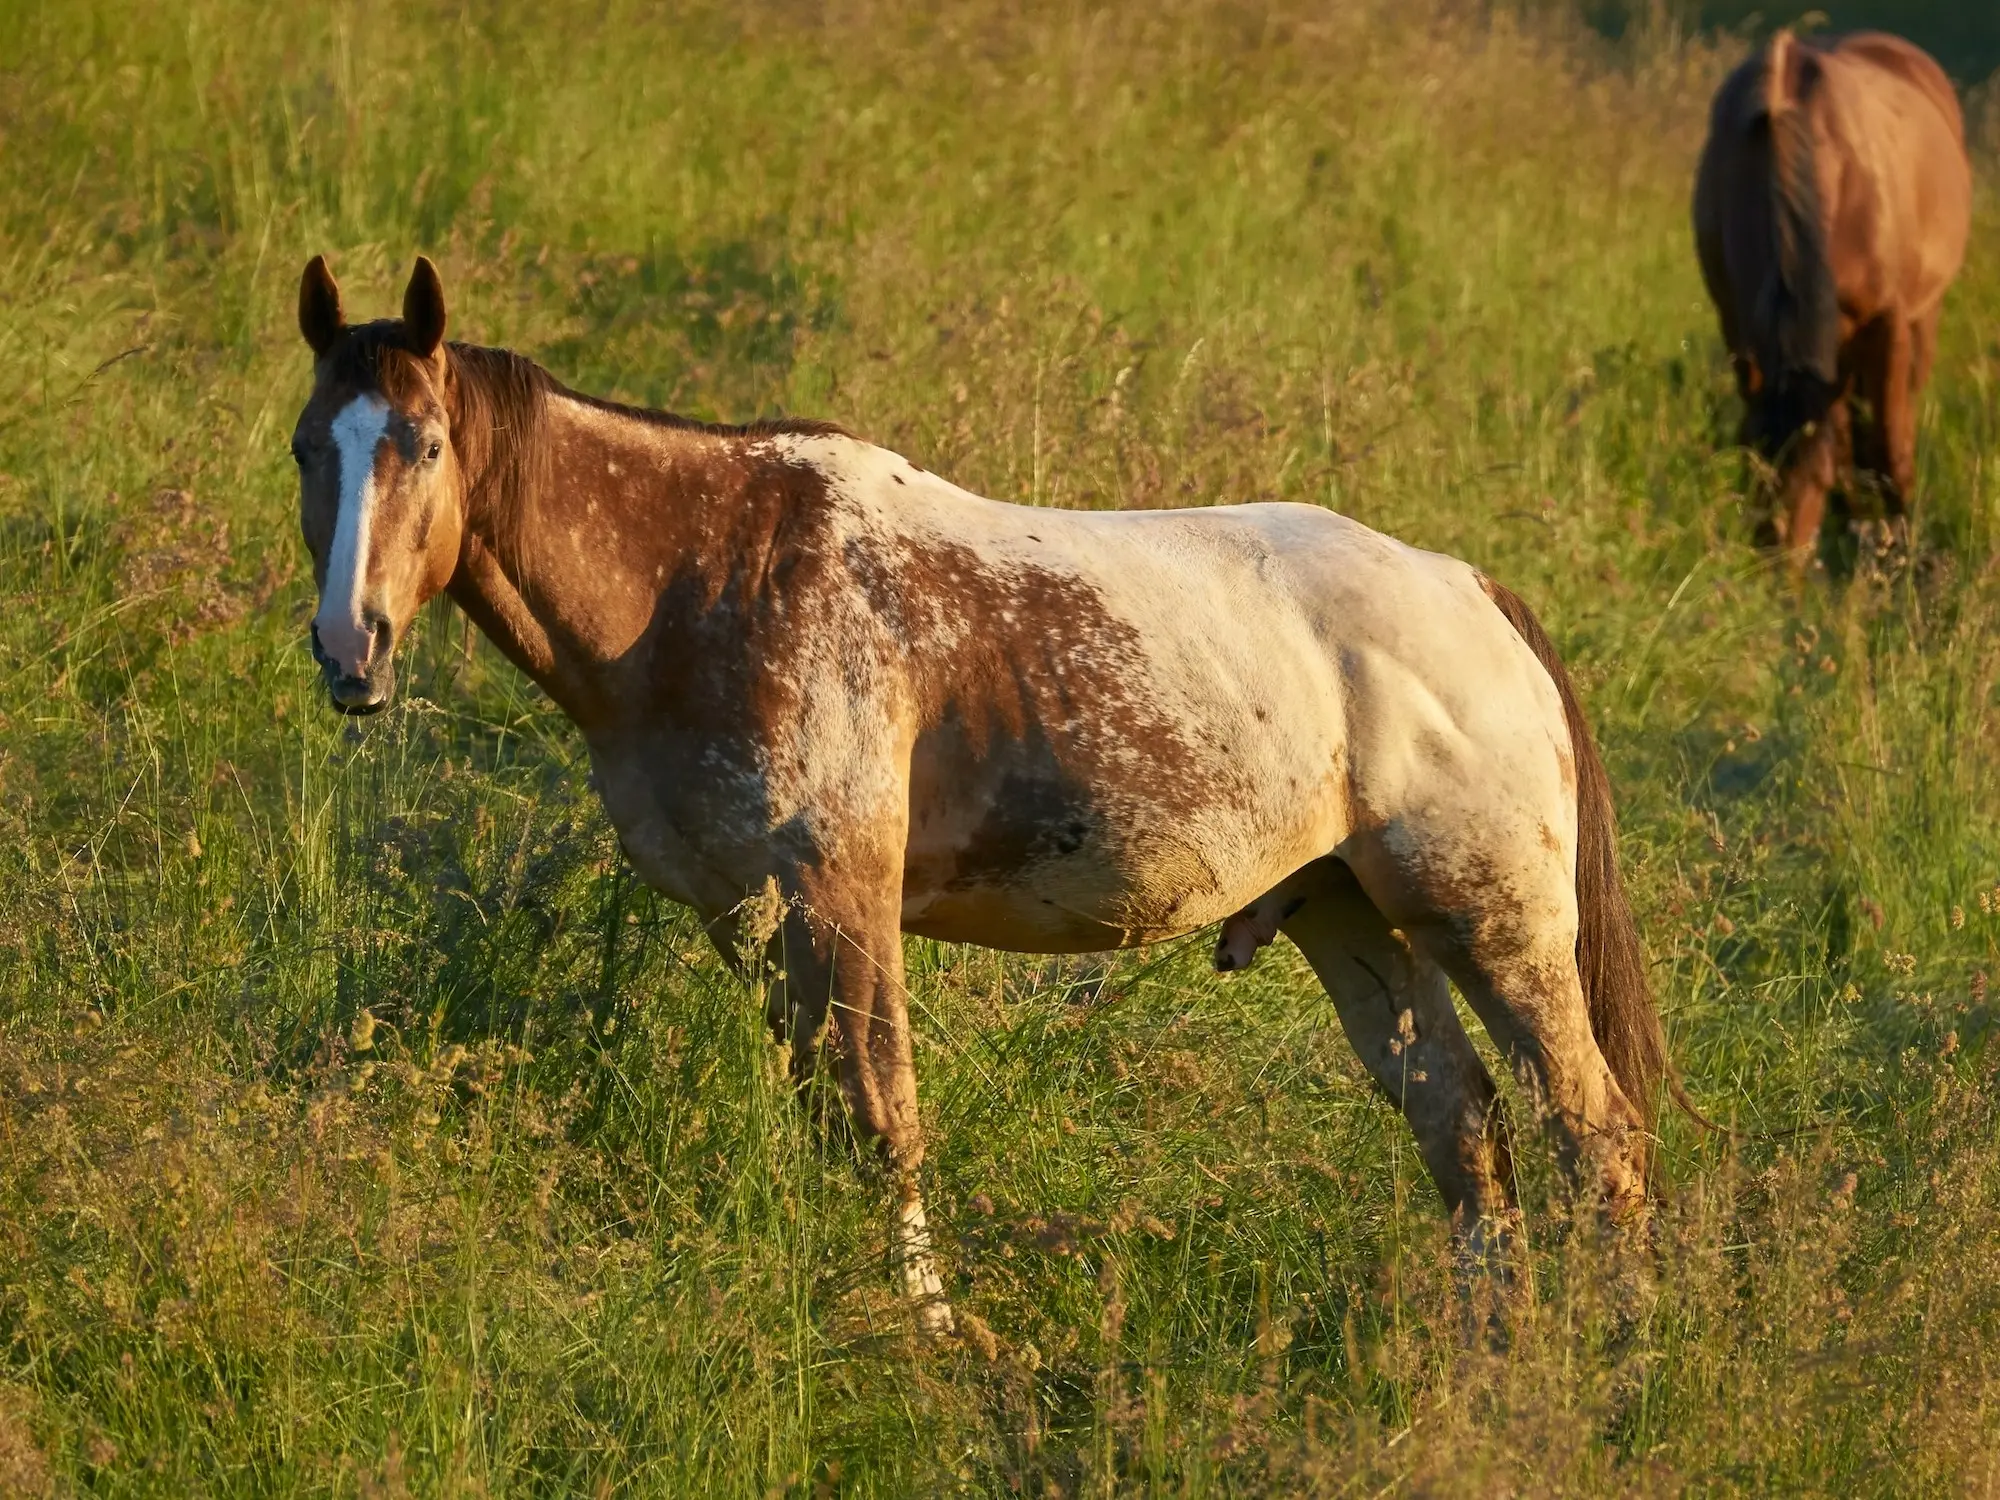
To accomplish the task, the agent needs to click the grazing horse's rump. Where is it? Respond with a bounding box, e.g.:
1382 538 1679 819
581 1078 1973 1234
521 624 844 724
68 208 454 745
1693 29 1970 560
290 256 1676 1330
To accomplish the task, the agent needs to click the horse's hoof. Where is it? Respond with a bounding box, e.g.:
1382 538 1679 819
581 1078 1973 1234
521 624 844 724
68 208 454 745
915 1298 956 1337
1454 1209 1523 1278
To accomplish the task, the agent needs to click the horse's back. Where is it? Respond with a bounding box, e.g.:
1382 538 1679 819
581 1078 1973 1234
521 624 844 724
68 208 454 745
901 487 1507 698
1699 30 1964 186
813 445 1543 738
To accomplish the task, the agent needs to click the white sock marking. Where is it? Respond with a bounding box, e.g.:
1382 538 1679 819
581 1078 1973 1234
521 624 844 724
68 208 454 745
895 1187 954 1333
316 395 392 675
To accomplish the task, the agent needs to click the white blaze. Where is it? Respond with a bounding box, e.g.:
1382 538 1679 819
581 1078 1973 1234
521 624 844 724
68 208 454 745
315 394 392 676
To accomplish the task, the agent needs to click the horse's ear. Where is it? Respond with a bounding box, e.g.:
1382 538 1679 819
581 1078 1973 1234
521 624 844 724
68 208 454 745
401 256 447 358
299 255 344 357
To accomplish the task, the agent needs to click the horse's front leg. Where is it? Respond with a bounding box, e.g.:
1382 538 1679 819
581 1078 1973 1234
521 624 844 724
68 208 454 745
772 846 954 1336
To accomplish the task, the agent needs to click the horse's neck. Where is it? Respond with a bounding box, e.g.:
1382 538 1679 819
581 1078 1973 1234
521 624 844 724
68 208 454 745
448 391 752 725
452 394 704 724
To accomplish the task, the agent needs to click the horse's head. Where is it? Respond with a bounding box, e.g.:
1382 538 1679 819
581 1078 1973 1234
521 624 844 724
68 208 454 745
292 255 463 714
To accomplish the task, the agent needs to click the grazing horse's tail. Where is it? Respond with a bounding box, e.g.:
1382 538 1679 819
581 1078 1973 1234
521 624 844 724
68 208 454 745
1755 28 1840 439
1478 576 1667 1144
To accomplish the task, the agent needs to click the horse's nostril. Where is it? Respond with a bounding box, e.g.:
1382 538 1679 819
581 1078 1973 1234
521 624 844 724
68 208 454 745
366 615 391 658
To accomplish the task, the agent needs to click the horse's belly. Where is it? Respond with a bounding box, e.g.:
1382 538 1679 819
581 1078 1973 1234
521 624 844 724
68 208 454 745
901 736 1349 953
900 881 1153 953
900 841 1279 952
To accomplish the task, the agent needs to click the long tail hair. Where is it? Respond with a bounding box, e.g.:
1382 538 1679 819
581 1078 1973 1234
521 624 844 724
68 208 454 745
1478 576 1667 1145
1754 28 1840 446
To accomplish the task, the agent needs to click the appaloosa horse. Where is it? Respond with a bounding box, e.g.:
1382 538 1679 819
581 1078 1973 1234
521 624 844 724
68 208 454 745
292 255 1670 1330
1694 29 1970 565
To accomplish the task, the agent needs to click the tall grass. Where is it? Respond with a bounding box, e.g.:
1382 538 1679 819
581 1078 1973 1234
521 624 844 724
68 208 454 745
1 0 1999 1492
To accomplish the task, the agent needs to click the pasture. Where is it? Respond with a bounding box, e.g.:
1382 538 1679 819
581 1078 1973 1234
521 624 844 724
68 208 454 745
2 0 1999 1492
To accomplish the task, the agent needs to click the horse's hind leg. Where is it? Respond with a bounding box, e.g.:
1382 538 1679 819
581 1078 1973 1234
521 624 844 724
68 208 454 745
1880 315 1917 520
1345 830 1648 1220
1849 314 1917 540
1277 859 1515 1245
1425 910 1646 1221
1910 307 1940 401
1892 309 1940 532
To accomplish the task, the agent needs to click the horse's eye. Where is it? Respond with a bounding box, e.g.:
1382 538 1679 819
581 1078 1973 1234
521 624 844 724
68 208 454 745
425 439 443 463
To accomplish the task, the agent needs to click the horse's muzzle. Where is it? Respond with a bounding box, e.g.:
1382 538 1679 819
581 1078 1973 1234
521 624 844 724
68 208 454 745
310 625 395 716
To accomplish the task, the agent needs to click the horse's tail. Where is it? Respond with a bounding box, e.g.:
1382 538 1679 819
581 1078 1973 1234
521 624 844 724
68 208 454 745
1478 575 1667 1144
1755 28 1840 439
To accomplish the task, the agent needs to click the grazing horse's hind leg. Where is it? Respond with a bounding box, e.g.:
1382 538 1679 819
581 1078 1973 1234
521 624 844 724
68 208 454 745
1275 859 1515 1249
1910 308 1940 409
1877 315 1917 523
1891 307 1942 544
1848 314 1915 543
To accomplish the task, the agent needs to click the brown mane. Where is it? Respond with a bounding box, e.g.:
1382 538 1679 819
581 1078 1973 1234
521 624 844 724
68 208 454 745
552 382 851 443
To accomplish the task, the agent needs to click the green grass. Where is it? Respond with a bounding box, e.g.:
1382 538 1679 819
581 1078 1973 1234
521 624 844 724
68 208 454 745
3 0 2000 1492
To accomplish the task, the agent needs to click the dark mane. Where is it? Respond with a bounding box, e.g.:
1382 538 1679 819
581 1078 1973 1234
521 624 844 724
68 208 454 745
556 384 851 442
447 339 848 450
444 342 555 574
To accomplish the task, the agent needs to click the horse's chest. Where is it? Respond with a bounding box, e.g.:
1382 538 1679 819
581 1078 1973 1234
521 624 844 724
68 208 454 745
586 738 777 916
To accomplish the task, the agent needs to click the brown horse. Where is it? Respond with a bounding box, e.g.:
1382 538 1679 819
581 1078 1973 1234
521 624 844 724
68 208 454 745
1694 29 1970 563
292 255 1673 1330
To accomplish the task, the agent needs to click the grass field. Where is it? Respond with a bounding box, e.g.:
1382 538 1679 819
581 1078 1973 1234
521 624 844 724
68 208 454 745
3 0 2000 1493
